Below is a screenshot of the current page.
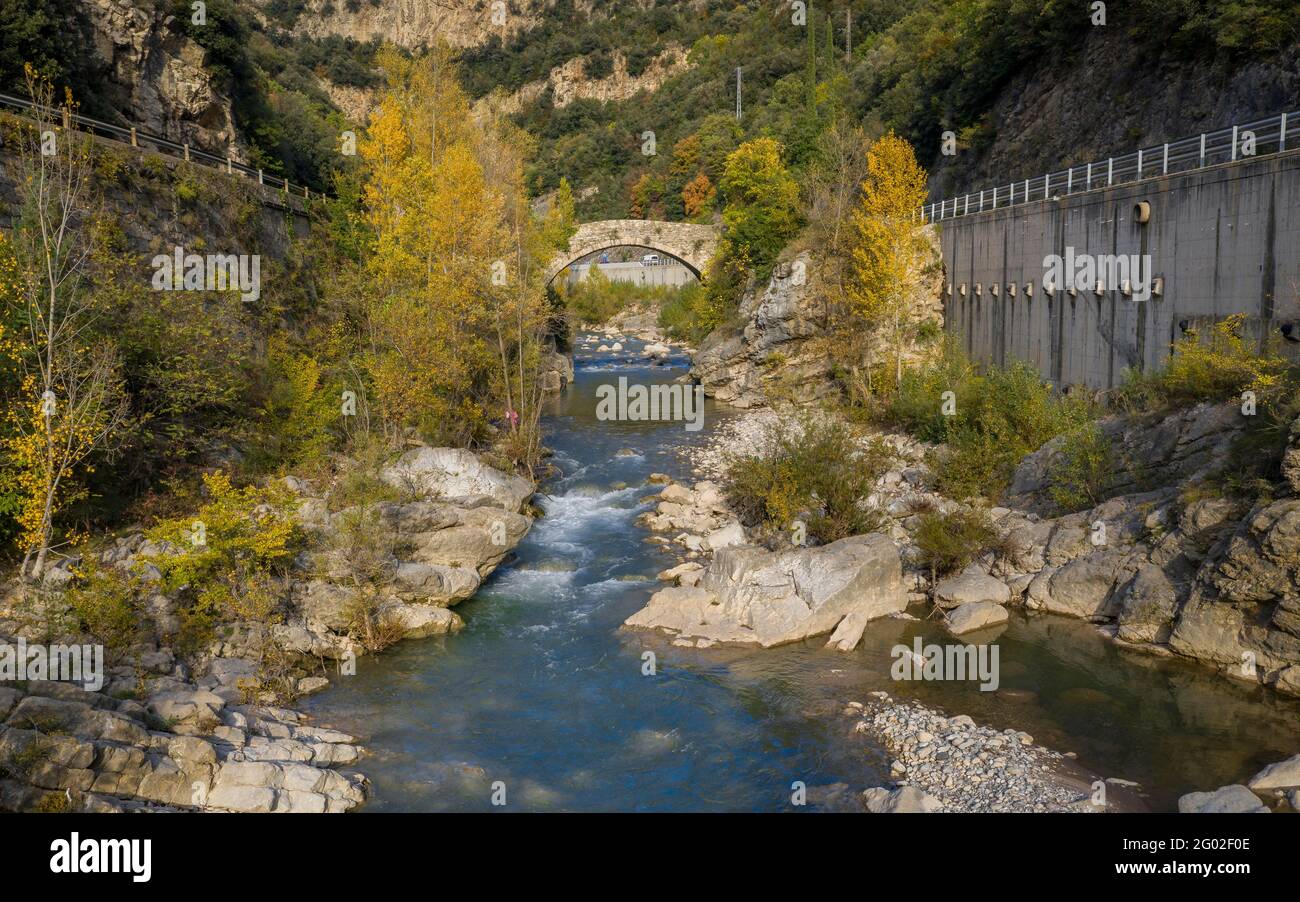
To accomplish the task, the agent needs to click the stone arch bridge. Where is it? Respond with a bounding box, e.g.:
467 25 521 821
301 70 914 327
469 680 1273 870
546 219 720 284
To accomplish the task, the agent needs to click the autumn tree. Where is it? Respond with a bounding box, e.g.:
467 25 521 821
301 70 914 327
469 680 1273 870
0 66 129 578
846 132 930 395
719 138 802 275
356 44 556 470
682 172 716 220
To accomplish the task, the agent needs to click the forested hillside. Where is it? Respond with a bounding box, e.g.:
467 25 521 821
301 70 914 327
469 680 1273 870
5 1 1296 210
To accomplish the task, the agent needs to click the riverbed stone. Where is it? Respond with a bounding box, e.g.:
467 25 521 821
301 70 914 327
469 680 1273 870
861 785 943 813
934 572 1010 609
944 602 1009 635
1247 753 1300 791
1177 784 1269 813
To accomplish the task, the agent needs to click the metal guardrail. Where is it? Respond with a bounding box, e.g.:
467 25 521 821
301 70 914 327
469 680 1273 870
0 91 314 200
920 109 1299 222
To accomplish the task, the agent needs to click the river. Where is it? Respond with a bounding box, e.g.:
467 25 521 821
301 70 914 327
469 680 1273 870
303 334 1300 812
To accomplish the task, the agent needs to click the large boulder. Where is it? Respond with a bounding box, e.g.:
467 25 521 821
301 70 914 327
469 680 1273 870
1027 551 1128 620
934 572 1010 609
1177 785 1269 814
624 534 905 648
380 447 533 512
944 602 1009 636
1247 753 1300 791
1115 564 1179 644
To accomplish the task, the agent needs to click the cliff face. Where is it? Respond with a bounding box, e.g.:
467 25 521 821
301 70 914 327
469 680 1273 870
79 0 242 159
475 45 691 118
275 0 544 49
692 237 945 410
928 28 1300 196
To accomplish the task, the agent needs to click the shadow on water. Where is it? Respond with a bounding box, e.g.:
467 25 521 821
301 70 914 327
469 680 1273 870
302 335 1300 812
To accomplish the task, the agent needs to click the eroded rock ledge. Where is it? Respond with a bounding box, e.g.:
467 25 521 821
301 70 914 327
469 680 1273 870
624 533 906 649
0 446 534 812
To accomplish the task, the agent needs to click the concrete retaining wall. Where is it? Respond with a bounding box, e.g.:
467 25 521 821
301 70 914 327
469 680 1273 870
939 149 1300 389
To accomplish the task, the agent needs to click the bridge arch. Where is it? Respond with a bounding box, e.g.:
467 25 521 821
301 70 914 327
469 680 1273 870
546 219 720 285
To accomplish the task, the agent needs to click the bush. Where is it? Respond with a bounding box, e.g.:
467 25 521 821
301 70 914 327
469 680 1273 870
144 471 300 653
1113 314 1291 411
724 415 890 544
913 507 998 578
1047 424 1115 513
64 562 143 654
887 341 1095 500
561 265 697 327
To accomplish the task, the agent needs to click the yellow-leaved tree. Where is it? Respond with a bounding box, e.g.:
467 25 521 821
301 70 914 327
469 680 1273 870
0 67 129 579
846 132 930 395
357 45 567 472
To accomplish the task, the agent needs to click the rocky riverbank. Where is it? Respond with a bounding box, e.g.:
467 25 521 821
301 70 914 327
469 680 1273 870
651 398 1300 700
0 446 535 812
840 692 1129 813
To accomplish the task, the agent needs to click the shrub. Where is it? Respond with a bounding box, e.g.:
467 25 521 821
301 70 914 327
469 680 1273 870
887 341 1095 500
724 415 891 544
147 472 299 593
1113 314 1291 411
64 562 143 654
1047 424 1115 513
144 472 299 654
562 265 698 327
913 507 998 578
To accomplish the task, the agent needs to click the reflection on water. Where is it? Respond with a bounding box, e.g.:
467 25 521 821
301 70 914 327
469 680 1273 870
303 336 1300 812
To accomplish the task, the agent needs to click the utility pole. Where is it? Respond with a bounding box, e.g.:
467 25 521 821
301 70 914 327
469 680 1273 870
735 67 742 120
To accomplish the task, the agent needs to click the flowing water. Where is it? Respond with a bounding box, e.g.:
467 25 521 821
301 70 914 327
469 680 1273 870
303 335 1300 812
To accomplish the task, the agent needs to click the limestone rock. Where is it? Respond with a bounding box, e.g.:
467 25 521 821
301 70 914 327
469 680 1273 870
934 572 1011 609
1178 785 1269 813
861 785 944 813
945 602 1010 635
1247 753 1300 791
624 534 905 647
380 447 533 511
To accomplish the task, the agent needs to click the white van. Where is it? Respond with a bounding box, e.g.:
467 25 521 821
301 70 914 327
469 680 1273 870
641 253 661 266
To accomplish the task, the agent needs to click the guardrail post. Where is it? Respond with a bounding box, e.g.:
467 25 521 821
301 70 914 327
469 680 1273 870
1137 149 1143 178
1231 125 1238 162
226 157 232 174
183 143 190 162
979 189 984 212
1282 113 1288 152
1199 133 1206 167
1086 162 1091 190
1162 143 1168 174
1066 168 1072 193
1023 179 1028 202
1045 173 1050 199
130 127 137 148
258 169 264 185
1107 157 1113 186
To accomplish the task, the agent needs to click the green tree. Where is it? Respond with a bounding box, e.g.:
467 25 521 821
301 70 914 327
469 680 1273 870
719 138 802 276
